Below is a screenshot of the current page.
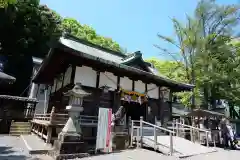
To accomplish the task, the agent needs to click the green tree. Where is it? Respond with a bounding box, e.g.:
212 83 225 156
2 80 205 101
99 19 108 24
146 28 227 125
0 0 16 8
155 0 240 109
0 1 123 97
61 18 122 52
0 0 61 96
193 0 240 108
146 58 201 107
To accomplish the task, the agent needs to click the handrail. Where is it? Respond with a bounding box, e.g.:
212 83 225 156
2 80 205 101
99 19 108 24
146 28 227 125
175 122 210 133
33 113 98 125
142 120 175 134
174 120 214 147
130 117 174 156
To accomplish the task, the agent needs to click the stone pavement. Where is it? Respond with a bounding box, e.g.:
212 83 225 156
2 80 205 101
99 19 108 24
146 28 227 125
0 135 240 160
0 135 53 160
21 134 53 154
79 148 240 160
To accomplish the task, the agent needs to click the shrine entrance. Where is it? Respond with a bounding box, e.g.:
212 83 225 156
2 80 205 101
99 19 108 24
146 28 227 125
120 89 148 123
124 101 147 121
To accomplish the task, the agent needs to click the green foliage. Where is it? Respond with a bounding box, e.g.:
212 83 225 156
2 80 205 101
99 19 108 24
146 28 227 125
0 0 122 96
155 0 240 108
0 1 122 58
146 58 202 107
0 0 62 57
61 18 121 52
0 0 16 8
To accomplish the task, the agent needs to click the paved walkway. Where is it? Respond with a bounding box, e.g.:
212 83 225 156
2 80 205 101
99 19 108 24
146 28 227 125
0 135 240 160
0 136 52 160
78 148 240 160
21 135 53 154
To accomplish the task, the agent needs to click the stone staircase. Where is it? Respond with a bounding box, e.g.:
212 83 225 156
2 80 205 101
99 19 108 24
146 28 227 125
9 121 31 136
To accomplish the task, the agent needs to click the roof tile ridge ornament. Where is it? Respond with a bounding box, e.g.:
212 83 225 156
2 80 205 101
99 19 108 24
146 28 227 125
64 83 91 98
122 51 142 60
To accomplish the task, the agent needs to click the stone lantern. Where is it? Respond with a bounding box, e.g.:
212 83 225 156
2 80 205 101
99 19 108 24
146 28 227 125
61 83 91 134
52 83 91 159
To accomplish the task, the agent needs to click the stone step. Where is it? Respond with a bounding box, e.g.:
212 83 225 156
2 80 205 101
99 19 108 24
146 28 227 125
11 125 31 128
10 129 31 132
10 121 31 136
12 122 31 124
10 132 31 136
11 123 31 126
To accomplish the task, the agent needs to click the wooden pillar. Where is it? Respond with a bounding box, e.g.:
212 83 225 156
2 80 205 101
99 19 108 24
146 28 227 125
46 107 55 143
132 79 135 91
46 127 52 143
158 87 162 122
96 71 100 88
43 85 49 114
169 89 173 120
70 64 76 85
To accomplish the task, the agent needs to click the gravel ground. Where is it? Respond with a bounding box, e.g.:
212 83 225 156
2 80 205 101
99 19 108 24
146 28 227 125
1 135 240 160
0 136 53 160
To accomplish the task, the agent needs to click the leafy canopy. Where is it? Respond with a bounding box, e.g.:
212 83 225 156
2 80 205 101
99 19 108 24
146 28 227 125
153 0 240 109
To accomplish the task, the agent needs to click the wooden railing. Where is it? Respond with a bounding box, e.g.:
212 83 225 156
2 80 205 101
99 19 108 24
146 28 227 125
33 113 98 126
130 117 175 156
78 115 98 126
33 113 68 125
31 107 98 143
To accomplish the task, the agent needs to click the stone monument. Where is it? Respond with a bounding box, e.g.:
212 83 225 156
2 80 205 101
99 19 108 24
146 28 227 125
51 83 91 160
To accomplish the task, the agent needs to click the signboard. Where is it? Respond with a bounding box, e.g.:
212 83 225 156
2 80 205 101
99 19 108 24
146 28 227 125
96 107 112 153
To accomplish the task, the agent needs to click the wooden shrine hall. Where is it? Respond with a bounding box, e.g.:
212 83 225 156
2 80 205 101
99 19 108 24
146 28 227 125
31 33 194 144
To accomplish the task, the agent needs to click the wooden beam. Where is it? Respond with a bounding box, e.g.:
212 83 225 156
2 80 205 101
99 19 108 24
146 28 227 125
36 84 40 99
132 80 135 91
169 89 173 120
49 85 53 94
54 79 57 93
117 76 120 91
61 69 66 88
70 64 76 84
96 71 100 88
158 86 162 121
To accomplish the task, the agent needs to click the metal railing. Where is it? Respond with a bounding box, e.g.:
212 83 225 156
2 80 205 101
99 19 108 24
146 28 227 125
172 119 216 147
130 116 175 156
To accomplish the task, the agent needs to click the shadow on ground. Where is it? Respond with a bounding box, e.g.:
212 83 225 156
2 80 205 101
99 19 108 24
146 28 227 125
0 146 27 160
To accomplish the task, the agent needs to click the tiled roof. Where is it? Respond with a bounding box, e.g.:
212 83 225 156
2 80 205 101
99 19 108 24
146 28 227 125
33 33 194 91
0 72 16 83
0 95 38 103
60 37 124 64
59 35 194 90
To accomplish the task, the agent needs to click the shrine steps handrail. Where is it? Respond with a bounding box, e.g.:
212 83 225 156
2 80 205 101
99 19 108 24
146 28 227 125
130 118 174 156
175 122 210 133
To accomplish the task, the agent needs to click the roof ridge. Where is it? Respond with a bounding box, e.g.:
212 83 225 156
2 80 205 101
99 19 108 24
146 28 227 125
62 32 127 58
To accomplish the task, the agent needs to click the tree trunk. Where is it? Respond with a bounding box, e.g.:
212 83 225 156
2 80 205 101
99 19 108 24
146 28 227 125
203 85 209 109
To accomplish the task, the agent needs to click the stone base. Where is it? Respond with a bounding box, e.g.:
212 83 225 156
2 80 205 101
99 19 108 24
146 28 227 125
49 151 89 160
51 132 88 159
112 132 129 151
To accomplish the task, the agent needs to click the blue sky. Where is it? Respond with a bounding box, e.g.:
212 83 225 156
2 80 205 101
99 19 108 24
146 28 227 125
40 0 238 59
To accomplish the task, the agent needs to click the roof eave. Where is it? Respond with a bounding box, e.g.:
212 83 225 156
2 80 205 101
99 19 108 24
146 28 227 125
33 37 194 91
